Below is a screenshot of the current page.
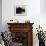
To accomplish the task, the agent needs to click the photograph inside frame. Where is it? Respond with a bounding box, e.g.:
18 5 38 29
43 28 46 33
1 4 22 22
14 5 27 16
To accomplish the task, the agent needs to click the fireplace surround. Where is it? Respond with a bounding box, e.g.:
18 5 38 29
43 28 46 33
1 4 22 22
11 32 28 46
7 23 34 46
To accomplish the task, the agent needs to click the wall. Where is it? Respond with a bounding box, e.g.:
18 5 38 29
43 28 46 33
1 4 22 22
2 0 46 46
40 0 46 13
0 0 2 32
40 0 46 32
2 0 40 30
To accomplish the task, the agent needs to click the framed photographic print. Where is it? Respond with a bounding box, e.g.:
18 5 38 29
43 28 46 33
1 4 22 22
14 5 26 16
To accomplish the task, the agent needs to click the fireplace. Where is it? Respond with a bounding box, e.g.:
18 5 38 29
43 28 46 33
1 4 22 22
7 23 34 46
11 32 28 46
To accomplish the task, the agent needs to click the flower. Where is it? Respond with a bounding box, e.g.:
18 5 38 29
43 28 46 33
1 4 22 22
36 25 45 41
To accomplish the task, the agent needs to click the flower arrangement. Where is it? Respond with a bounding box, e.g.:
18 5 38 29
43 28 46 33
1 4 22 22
36 25 45 42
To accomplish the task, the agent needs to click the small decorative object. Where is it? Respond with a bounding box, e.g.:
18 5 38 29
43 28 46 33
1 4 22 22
9 19 19 23
36 25 45 46
25 20 30 23
14 5 26 16
10 20 13 21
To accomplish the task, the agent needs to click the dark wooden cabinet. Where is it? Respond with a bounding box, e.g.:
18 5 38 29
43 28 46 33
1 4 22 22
7 23 34 46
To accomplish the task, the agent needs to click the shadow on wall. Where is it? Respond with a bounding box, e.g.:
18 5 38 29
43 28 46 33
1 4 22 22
0 0 2 32
40 0 46 13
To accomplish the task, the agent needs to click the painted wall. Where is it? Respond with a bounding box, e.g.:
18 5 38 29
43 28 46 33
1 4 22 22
0 0 2 32
40 0 46 13
40 0 46 32
2 0 46 46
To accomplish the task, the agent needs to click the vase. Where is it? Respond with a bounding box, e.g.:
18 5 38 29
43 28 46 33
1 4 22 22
39 40 45 46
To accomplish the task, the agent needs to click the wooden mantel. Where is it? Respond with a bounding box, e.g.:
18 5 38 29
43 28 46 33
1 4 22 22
7 23 34 46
